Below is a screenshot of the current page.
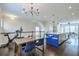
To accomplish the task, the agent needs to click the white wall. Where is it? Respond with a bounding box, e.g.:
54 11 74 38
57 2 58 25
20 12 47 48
3 18 36 32
41 19 60 34
0 17 45 46
0 27 8 46
41 20 58 33
0 17 37 46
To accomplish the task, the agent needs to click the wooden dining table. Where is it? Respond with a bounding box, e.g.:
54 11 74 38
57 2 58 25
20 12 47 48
14 37 37 56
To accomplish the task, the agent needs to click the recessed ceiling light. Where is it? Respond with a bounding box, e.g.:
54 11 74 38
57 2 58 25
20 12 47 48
72 12 75 15
69 6 72 9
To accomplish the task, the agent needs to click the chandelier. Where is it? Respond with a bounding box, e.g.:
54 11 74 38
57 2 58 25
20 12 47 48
22 3 39 16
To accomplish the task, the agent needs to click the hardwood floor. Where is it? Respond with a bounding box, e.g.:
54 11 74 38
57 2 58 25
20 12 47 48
0 35 78 56
46 35 78 56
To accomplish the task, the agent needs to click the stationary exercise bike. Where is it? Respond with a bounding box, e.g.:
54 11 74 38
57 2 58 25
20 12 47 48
0 26 24 48
0 30 20 48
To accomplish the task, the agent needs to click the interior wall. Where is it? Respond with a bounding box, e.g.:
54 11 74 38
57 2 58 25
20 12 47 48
0 17 37 46
42 20 58 33
3 18 36 32
0 18 8 46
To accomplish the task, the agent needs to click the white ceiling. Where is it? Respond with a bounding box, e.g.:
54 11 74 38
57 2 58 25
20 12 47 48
0 3 79 22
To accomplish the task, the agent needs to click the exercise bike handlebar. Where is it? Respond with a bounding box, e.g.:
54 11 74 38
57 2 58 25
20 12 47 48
0 30 19 48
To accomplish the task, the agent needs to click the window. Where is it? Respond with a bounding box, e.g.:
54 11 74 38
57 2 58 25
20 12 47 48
35 26 40 39
58 20 79 34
